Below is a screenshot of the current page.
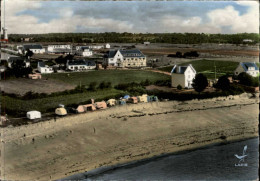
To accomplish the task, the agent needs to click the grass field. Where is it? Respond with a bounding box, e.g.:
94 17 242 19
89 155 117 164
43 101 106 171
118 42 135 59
42 70 170 86
158 59 239 79
3 89 125 116
4 70 170 117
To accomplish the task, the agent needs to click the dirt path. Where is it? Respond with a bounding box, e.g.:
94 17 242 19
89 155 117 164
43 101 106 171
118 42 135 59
1 93 258 180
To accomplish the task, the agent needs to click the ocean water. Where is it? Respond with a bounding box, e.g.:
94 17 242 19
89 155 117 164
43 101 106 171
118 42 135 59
62 138 259 180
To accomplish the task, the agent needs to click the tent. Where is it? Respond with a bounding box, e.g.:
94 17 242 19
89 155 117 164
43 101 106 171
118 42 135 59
123 95 130 99
107 99 116 106
27 111 41 120
129 97 138 104
55 108 67 116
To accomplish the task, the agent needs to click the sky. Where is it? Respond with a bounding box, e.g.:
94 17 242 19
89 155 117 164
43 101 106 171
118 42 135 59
1 0 259 34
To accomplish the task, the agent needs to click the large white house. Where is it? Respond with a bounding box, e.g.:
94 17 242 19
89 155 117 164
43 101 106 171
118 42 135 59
104 49 146 68
66 59 96 71
37 61 54 73
234 62 259 77
22 44 45 54
171 64 196 88
47 45 71 54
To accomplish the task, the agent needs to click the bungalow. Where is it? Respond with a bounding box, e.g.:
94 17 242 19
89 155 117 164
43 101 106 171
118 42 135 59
66 59 96 71
47 45 71 54
171 64 196 88
37 61 54 73
76 47 93 57
104 49 146 68
234 62 259 77
22 44 45 54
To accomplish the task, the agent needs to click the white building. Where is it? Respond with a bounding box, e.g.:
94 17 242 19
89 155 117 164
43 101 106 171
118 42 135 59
89 45 104 49
27 111 41 120
243 39 253 43
67 59 96 71
37 61 54 73
171 64 196 88
105 43 111 49
76 47 93 57
234 62 259 77
23 44 45 54
47 45 71 54
104 49 146 68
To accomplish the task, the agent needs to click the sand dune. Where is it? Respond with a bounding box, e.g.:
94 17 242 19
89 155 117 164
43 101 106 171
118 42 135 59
0 93 258 180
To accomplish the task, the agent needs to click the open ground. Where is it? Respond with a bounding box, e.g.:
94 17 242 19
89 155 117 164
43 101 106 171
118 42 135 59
1 93 258 180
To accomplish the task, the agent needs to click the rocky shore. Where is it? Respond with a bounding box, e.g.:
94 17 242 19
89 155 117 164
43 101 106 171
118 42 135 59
1 93 258 180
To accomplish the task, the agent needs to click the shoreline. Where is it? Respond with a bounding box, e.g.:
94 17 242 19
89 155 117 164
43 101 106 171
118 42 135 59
61 136 258 180
1 93 258 180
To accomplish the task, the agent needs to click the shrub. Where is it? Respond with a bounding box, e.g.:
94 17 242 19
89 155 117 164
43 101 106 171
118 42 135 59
237 72 254 86
177 85 182 90
215 75 230 91
88 82 97 91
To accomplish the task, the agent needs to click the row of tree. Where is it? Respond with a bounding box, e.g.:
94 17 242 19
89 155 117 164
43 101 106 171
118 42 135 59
8 33 259 44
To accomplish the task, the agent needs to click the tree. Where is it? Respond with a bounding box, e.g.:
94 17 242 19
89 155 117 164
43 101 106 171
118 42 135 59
192 73 208 94
237 72 254 86
215 75 230 91
25 50 34 59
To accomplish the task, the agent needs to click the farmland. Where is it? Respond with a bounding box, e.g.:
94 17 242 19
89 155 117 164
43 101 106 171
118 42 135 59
158 59 239 79
42 70 170 86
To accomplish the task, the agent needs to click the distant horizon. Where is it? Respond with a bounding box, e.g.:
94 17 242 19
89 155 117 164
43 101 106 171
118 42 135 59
8 32 259 35
1 0 259 34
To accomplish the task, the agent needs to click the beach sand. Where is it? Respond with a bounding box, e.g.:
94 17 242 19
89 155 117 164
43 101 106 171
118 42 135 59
1 93 258 180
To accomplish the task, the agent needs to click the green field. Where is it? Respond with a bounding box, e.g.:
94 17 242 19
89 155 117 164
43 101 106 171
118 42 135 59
158 59 239 79
4 89 125 116
4 70 170 117
43 70 170 86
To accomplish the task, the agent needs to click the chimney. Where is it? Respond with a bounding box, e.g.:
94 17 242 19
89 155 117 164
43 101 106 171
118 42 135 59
91 99 95 104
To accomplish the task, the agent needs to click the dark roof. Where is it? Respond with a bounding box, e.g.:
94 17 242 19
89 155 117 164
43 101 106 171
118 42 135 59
23 44 43 50
38 61 45 67
85 60 96 66
107 49 145 58
67 59 86 66
171 66 187 74
8 56 24 62
171 64 196 74
241 62 259 71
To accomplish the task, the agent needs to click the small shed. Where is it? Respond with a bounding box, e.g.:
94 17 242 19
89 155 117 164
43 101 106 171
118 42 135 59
55 108 67 116
27 111 41 120
77 105 85 113
129 97 138 104
107 99 116 107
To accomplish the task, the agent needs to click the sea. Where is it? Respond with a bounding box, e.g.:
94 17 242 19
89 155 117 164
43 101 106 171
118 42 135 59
61 138 259 180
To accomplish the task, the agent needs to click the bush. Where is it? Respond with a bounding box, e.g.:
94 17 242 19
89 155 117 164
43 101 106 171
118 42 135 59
237 72 254 86
215 75 230 91
177 85 182 90
88 82 97 91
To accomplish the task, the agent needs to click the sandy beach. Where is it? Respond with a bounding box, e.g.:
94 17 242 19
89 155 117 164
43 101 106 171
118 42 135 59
1 93 259 180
